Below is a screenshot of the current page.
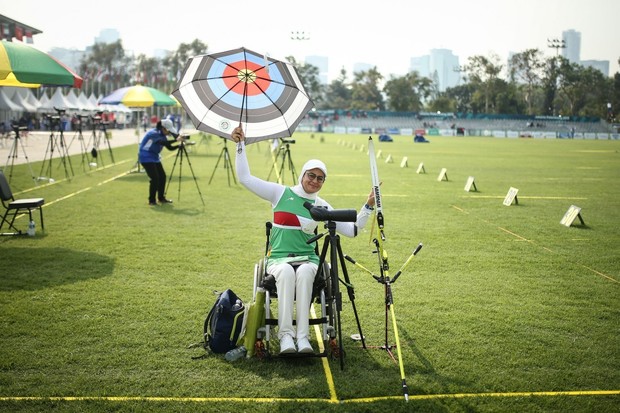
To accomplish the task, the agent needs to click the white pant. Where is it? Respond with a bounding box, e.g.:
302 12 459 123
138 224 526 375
267 261 318 341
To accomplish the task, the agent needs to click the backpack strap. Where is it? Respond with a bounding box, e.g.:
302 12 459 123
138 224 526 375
188 290 222 359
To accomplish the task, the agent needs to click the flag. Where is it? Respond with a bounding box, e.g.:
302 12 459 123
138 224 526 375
14 26 23 41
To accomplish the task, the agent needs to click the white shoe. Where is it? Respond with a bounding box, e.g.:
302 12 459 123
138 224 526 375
280 335 296 354
297 337 313 354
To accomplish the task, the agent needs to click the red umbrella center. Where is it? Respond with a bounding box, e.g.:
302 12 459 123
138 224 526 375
223 61 270 96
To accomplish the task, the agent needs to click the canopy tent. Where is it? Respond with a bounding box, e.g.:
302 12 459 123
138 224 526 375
47 88 70 112
77 91 98 112
0 89 22 111
26 90 41 109
88 93 100 110
10 89 39 112
63 89 81 110
36 93 52 113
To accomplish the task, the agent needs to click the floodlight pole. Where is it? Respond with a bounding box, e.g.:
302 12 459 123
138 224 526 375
547 38 566 57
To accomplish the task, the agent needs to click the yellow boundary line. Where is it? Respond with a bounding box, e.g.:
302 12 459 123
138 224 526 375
9 159 135 222
452 205 619 284
463 195 588 200
0 390 618 404
5 166 617 403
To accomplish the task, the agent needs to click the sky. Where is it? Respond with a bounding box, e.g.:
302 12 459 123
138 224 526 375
3 0 619 81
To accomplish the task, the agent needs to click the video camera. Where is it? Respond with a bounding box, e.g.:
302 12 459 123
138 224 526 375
281 138 295 144
53 107 66 115
91 111 109 125
46 113 61 125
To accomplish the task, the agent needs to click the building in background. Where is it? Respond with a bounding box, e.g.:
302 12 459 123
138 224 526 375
581 60 610 77
353 62 373 75
0 14 41 43
94 28 120 45
305 55 328 85
410 49 460 91
562 29 581 64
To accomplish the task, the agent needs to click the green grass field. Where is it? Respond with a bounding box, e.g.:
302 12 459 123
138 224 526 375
1 133 618 412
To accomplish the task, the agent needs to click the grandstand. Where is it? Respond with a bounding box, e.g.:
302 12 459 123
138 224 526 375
298 111 618 139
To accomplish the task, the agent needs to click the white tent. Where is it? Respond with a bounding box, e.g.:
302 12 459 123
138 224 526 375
0 89 22 111
63 89 81 110
10 90 38 112
88 93 101 111
37 93 54 113
48 88 70 111
26 90 41 110
77 91 98 112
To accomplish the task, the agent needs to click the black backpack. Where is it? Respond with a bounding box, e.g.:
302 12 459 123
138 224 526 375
198 289 245 355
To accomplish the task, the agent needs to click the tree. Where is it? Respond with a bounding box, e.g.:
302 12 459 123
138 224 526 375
464 54 503 113
383 71 433 112
163 39 208 90
611 58 620 123
556 60 609 117
79 40 127 96
426 95 456 113
443 83 476 113
509 49 545 115
323 68 352 110
541 56 561 115
286 56 323 108
350 67 384 111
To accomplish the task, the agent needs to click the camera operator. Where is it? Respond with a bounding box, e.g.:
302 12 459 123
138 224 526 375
138 118 184 206
232 125 376 355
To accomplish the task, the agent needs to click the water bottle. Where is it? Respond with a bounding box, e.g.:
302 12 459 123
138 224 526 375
225 346 247 362
27 220 35 237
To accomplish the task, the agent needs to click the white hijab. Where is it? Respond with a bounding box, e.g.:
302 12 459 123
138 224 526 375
291 159 328 204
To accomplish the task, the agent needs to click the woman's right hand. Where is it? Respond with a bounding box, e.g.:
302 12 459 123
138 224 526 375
232 126 244 143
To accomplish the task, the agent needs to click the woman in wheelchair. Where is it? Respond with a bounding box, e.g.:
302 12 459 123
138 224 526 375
232 126 376 355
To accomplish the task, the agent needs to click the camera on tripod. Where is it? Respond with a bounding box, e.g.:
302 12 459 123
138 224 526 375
46 114 61 127
91 111 109 125
280 138 295 144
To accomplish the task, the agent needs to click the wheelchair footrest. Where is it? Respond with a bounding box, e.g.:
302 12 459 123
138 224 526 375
264 317 327 326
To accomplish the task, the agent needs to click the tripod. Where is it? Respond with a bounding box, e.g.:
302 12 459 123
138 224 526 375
208 137 236 186
267 138 296 184
39 113 74 181
87 115 115 168
165 141 205 206
305 204 366 371
67 115 91 171
4 125 37 185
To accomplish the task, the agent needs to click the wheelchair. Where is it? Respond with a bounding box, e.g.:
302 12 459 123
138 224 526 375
250 222 341 360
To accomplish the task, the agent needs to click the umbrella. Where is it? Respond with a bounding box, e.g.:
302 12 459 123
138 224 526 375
172 47 314 144
99 84 177 108
0 40 83 88
0 73 40 88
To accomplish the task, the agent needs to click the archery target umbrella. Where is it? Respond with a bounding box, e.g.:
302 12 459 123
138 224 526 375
172 47 314 144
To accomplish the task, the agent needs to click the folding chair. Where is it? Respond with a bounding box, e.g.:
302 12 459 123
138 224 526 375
0 170 45 236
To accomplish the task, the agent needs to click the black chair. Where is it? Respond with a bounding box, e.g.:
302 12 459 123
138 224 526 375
0 170 45 236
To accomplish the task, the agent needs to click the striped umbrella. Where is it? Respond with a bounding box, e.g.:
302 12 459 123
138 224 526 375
172 47 314 143
0 40 82 88
99 85 177 108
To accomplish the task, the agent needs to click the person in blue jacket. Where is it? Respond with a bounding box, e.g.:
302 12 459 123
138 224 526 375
138 118 183 205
